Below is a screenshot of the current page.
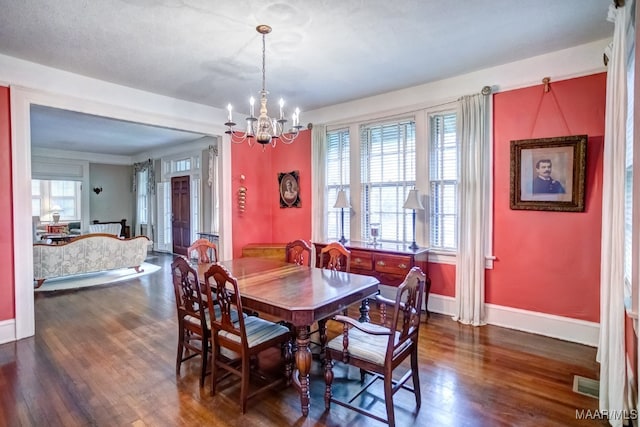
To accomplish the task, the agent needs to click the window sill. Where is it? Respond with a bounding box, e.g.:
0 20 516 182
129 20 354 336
427 250 495 269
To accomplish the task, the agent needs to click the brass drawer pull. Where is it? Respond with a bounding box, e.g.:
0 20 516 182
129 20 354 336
398 263 408 269
377 261 386 266
354 258 363 264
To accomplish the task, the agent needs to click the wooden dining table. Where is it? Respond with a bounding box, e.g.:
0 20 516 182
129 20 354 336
195 257 379 416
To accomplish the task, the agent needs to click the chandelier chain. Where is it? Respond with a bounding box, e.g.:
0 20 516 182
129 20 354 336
261 32 266 93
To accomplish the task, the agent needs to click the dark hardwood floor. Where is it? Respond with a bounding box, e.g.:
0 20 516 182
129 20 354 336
0 253 605 426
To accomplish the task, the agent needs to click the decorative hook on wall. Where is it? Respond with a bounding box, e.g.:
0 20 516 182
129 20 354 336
93 187 103 195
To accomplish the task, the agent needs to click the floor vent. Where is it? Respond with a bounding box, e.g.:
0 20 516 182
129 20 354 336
573 375 599 399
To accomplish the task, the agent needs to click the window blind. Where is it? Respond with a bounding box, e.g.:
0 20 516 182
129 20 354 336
326 129 350 241
360 120 416 243
429 113 458 250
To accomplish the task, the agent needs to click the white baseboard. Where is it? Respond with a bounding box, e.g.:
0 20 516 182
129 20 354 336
378 285 600 347
0 319 16 345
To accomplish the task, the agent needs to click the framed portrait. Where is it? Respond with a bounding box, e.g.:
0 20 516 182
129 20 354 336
278 170 301 208
510 135 587 212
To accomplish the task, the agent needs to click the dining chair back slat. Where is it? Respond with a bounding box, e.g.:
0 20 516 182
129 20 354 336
318 241 351 272
285 239 312 266
187 238 218 263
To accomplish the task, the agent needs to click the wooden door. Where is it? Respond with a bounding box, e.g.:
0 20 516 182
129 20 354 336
171 176 191 256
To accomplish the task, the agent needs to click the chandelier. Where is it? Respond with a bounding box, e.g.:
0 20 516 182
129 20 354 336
225 25 302 148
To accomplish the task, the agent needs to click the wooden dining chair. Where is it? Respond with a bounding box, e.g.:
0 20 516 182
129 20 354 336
171 256 210 387
318 241 351 272
203 263 293 413
285 239 312 266
187 238 218 263
313 242 352 355
324 267 429 427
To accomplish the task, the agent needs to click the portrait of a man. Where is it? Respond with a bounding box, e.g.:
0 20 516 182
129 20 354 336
510 134 587 212
532 159 565 194
278 170 301 208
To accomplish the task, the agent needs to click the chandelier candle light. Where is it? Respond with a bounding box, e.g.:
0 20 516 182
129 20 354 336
225 25 302 148
333 190 350 244
403 189 424 250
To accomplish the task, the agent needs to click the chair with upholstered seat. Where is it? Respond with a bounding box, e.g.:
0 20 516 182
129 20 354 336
188 238 218 263
285 239 312 266
171 256 210 387
324 266 429 427
204 263 293 413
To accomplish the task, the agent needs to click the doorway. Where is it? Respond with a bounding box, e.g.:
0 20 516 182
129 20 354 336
171 175 191 256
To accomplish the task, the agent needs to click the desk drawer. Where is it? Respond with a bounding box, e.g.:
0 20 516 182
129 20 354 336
374 254 412 276
350 250 373 270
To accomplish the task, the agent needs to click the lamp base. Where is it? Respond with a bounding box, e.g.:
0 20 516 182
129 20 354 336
408 241 419 250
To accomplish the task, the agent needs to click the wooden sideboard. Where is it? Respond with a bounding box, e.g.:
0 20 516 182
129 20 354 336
313 241 429 287
242 243 287 261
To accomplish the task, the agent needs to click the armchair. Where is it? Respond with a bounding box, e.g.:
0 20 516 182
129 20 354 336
324 266 429 427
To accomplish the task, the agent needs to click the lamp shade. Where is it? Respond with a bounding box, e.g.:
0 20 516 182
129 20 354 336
333 190 351 208
403 189 424 210
50 205 62 213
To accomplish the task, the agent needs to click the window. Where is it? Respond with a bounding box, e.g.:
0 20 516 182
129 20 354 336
137 170 148 224
360 120 416 243
174 158 191 172
31 179 82 221
624 25 635 305
327 129 350 241
429 112 458 251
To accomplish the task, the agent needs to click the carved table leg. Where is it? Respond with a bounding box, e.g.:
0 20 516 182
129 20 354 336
318 318 327 362
358 298 370 323
294 325 312 416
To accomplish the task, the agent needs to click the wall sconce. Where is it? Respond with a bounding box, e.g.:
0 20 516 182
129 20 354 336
93 187 103 195
238 174 246 213
238 186 247 213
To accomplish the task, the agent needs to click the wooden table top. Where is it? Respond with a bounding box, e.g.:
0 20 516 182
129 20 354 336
196 257 379 326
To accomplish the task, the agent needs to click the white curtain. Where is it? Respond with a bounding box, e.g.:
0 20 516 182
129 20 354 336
311 124 328 243
597 3 631 425
453 92 490 326
208 145 219 234
133 159 155 239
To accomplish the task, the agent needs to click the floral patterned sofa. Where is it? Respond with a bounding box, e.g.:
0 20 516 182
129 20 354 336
33 233 151 288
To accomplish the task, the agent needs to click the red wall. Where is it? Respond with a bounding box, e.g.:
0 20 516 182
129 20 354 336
490 73 606 322
230 130 312 258
0 86 14 321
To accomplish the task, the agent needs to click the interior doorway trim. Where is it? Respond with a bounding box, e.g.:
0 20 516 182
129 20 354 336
10 85 232 341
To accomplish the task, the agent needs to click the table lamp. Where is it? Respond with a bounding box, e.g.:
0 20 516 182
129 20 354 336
403 189 424 250
333 190 350 244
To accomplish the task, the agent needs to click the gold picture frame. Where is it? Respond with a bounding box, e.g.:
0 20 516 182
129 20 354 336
510 135 587 212
278 170 301 208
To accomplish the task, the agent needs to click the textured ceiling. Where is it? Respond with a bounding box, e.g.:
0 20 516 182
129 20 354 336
0 0 613 155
